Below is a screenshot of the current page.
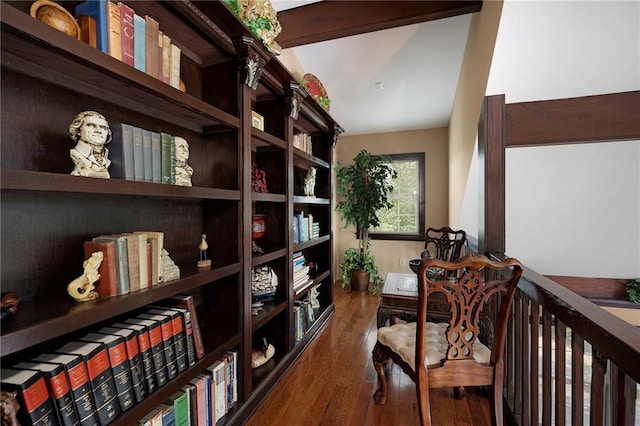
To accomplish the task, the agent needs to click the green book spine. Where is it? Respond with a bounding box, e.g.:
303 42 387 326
170 135 176 185
132 126 144 182
142 129 153 183
161 132 172 184
164 390 188 426
151 132 162 183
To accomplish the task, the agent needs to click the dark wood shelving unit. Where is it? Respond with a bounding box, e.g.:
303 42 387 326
1 0 341 423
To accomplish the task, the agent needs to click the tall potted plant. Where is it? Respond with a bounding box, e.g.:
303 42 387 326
336 150 397 291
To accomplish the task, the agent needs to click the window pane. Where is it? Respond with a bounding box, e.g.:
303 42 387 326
370 152 424 240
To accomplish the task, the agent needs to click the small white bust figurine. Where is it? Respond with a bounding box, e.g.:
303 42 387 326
174 136 194 187
304 166 316 197
69 111 112 178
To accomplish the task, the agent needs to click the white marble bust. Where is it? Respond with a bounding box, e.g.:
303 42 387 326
174 136 193 187
69 111 112 178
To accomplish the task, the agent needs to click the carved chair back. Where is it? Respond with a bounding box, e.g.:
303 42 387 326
423 227 467 262
415 254 523 425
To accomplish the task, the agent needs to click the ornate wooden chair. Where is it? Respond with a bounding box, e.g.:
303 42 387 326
422 226 467 262
372 254 523 425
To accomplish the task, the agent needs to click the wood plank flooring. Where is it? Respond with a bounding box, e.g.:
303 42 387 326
246 282 492 426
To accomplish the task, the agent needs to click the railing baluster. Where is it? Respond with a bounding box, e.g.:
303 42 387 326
515 294 524 417
531 300 540 425
521 297 530 426
500 263 639 425
571 331 585 426
543 310 553 424
590 347 607 425
555 321 567 425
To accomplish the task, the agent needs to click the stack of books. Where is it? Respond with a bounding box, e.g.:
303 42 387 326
75 0 182 90
110 124 185 186
293 252 310 292
293 299 316 345
292 132 312 154
85 231 166 298
293 212 318 244
0 294 206 426
138 351 238 426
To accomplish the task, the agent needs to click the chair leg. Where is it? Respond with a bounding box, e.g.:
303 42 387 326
490 385 503 426
372 342 389 404
416 382 432 426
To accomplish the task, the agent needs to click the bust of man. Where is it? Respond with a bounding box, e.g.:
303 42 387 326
69 111 112 179
174 136 193 187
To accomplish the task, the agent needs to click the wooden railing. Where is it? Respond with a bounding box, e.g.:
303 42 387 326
493 254 640 425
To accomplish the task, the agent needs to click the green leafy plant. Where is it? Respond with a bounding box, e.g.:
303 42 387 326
336 150 397 293
313 95 331 111
626 278 640 304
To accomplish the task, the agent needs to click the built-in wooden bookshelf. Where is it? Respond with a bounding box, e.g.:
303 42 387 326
0 1 341 423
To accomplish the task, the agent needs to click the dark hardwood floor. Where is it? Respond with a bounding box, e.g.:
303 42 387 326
246 281 492 426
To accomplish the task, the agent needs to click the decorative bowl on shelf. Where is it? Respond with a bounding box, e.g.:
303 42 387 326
409 259 421 274
30 0 81 40
408 258 446 278
302 73 331 111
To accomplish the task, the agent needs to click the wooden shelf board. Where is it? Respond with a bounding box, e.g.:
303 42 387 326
292 149 330 169
1 5 239 132
293 235 330 251
0 263 241 357
252 300 287 332
0 169 241 201
251 128 287 150
252 192 286 203
292 195 330 205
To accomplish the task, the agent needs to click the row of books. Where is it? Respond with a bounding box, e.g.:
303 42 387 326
138 352 237 426
0 295 204 426
85 231 171 297
293 252 310 291
293 299 318 345
75 0 182 90
292 132 313 155
293 212 319 244
110 124 181 185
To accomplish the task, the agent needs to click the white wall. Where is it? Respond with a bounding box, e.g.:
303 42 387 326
460 0 640 277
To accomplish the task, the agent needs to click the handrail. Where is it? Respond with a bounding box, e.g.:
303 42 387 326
517 265 640 382
488 251 640 424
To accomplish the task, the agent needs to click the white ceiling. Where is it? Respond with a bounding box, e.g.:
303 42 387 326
271 1 472 136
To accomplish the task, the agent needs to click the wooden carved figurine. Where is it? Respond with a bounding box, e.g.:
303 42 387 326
0 390 20 426
197 234 211 270
69 110 112 179
67 251 103 302
304 166 316 197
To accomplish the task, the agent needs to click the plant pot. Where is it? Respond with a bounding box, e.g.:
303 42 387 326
351 269 370 292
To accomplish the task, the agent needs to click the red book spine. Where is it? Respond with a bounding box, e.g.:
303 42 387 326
119 2 135 66
22 376 49 414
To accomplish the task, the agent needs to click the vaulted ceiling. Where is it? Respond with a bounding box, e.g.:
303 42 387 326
270 1 482 135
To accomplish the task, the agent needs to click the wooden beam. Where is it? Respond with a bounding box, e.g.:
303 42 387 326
478 94 506 256
276 0 482 48
505 91 640 147
546 275 629 300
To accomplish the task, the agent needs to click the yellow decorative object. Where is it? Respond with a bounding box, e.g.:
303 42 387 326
30 0 81 40
227 0 282 55
67 251 103 302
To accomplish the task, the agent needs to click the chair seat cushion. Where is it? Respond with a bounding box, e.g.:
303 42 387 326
377 322 491 371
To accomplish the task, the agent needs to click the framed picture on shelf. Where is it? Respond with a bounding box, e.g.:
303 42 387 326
251 111 264 131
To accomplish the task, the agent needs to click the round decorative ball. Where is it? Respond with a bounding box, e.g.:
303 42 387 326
30 0 81 40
